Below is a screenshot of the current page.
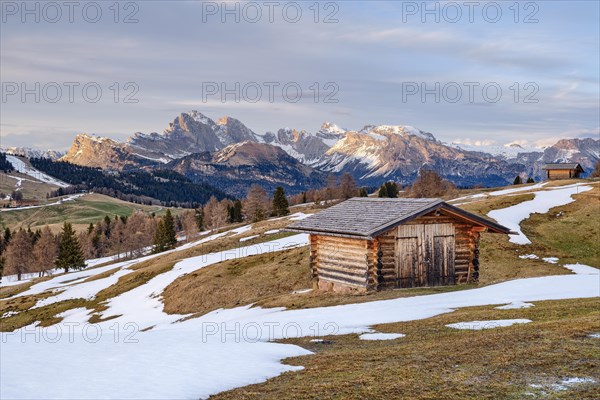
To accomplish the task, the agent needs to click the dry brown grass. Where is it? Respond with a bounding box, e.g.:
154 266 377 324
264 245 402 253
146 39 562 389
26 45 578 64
213 297 600 400
163 246 311 315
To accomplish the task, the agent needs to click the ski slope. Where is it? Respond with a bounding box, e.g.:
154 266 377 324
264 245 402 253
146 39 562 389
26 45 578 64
5 155 70 188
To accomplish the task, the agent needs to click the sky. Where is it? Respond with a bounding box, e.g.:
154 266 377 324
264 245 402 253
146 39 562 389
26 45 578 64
1 0 599 151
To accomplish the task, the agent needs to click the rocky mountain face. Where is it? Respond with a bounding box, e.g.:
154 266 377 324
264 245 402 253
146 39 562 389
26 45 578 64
165 142 325 196
62 134 159 170
312 125 525 187
58 110 598 191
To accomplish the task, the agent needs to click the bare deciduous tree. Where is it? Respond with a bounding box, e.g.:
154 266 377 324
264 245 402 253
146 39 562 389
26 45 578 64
33 226 57 277
4 229 33 280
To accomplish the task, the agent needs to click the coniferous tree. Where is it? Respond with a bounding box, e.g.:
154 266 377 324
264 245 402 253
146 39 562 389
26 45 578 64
272 187 290 216
378 184 388 198
302 192 307 204
162 209 177 249
232 200 243 223
359 187 368 197
153 219 167 254
196 208 205 231
4 227 11 244
56 222 86 273
526 177 535 184
513 175 523 185
153 210 177 253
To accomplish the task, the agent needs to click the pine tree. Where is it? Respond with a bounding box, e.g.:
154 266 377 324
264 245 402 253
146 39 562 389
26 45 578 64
378 184 388 198
56 222 85 273
162 209 177 249
153 210 177 253
232 200 243 223
272 187 290 216
196 208 205 231
526 177 535 184
153 219 167 253
513 175 523 185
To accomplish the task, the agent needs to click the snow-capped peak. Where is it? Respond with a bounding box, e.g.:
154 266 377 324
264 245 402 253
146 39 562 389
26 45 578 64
320 122 346 135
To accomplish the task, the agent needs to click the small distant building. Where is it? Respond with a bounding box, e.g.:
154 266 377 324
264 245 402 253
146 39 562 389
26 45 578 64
287 198 511 293
542 163 584 180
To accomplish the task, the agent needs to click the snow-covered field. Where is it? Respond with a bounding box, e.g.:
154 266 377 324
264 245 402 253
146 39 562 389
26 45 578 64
1 185 598 399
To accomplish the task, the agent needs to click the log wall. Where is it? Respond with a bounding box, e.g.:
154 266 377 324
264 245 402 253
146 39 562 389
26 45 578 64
547 169 579 179
310 234 370 292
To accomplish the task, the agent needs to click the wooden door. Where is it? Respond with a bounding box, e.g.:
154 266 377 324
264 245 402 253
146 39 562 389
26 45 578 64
396 224 455 287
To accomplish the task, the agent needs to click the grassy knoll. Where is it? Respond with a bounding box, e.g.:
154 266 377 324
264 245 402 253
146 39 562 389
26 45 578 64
214 297 600 400
0 193 173 233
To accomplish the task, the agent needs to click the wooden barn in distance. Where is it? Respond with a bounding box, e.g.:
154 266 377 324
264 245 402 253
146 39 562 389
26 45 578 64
287 198 512 293
543 163 584 180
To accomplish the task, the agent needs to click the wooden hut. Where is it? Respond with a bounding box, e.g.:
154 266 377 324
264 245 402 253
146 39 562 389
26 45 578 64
287 198 511 293
542 163 584 180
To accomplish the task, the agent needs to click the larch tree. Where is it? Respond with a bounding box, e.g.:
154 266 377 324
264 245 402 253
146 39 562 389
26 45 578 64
590 160 600 178
181 210 199 242
272 187 290 216
33 226 58 277
339 173 358 199
244 185 269 222
4 229 34 281
56 222 86 273
409 170 456 198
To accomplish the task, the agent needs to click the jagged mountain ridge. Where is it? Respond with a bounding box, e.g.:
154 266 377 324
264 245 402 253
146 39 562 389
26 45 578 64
59 111 599 188
164 141 326 196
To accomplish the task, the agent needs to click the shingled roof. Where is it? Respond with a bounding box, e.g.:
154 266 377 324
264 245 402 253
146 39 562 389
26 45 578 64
287 198 511 239
542 163 584 171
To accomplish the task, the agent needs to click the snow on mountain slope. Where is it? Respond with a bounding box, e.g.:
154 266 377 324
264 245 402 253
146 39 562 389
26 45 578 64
451 142 544 160
5 155 70 187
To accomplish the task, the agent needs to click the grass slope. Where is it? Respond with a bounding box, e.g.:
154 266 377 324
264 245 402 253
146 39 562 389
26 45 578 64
0 193 173 233
214 298 600 400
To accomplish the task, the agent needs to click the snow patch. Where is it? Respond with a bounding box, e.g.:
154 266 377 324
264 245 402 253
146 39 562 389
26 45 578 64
359 332 405 341
495 302 534 310
446 319 532 330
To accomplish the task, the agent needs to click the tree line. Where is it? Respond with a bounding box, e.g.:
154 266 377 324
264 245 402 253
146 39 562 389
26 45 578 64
0 153 14 172
30 158 228 208
0 183 295 282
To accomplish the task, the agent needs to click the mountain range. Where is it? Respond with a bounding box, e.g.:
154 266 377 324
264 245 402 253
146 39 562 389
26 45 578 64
6 111 599 195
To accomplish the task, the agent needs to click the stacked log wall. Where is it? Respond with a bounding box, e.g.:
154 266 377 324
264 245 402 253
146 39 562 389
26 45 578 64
311 234 369 292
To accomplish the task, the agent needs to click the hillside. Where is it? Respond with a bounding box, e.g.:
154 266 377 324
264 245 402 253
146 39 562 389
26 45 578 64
0 193 175 233
1 179 598 399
